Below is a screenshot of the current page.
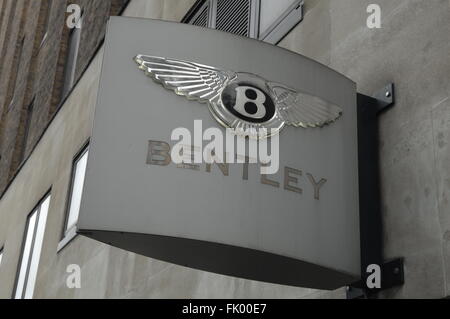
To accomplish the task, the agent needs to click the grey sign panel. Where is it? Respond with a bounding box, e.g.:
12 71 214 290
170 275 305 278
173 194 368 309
78 16 360 290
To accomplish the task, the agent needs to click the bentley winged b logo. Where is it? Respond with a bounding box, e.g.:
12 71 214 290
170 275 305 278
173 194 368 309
134 55 343 138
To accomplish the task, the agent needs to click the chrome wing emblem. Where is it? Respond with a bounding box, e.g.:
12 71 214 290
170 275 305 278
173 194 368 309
134 55 343 137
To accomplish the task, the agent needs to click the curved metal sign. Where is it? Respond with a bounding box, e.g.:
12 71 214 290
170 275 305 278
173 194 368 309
78 17 360 290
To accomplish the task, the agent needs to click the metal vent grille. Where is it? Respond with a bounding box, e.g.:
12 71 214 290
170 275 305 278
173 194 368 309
191 4 209 27
215 0 251 37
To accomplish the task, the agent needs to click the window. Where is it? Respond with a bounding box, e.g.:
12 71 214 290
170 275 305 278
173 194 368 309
185 0 258 38
189 1 210 27
39 0 53 47
59 144 89 249
0 1 7 35
214 0 257 38
184 0 304 44
19 98 34 163
14 194 51 299
7 36 25 111
62 13 83 98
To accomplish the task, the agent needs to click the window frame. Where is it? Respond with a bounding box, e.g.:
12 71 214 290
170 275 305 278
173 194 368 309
258 0 304 44
62 11 84 98
58 141 90 252
183 0 304 44
13 191 51 299
0 247 4 267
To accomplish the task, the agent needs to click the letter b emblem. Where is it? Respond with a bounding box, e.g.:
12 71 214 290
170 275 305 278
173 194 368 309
221 84 276 124
233 86 267 119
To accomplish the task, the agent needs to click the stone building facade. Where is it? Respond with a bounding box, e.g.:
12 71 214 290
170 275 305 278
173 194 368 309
0 0 449 299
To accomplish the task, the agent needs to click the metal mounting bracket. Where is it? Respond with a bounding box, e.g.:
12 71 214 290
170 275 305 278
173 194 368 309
373 83 395 113
348 83 404 299
347 258 404 299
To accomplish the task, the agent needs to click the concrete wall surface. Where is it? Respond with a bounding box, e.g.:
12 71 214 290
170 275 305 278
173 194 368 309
279 0 450 298
0 0 449 299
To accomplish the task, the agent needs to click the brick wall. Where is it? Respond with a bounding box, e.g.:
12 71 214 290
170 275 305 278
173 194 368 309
0 0 130 194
